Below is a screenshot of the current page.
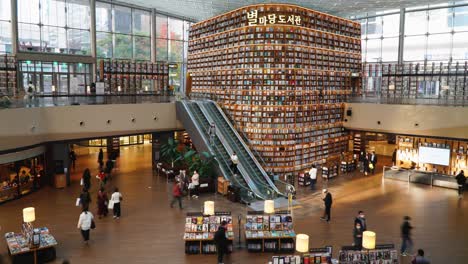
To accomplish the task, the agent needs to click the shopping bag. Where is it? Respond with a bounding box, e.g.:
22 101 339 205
369 163 374 170
75 198 81 207
108 200 114 209
91 219 96 229
80 178 84 186
188 183 194 190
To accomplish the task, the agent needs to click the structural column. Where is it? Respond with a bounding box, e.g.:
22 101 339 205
10 0 18 56
397 8 406 64
151 9 157 63
90 0 97 81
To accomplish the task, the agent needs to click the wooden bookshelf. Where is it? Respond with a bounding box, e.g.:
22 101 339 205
188 4 361 174
0 55 17 96
98 59 169 94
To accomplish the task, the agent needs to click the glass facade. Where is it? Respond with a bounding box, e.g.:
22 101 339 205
358 2 468 63
0 0 12 54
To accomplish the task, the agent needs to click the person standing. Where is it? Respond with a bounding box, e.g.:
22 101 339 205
96 187 108 219
77 208 94 244
170 181 183 209
392 148 398 166
191 170 200 198
230 152 239 174
455 170 466 198
401 216 413 256
98 148 104 168
320 189 333 222
353 222 363 250
359 151 365 173
214 221 228 264
70 149 77 170
79 188 91 210
82 168 91 191
97 170 106 188
363 153 370 176
412 249 430 264
110 188 123 219
309 165 318 190
354 211 367 231
370 151 378 174
207 122 216 146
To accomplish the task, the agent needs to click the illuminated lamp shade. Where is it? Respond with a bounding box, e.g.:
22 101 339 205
264 200 275 214
117 86 121 92
87 86 91 93
23 207 35 223
51 85 55 92
295 234 309 253
204 201 214 216
363 231 376 249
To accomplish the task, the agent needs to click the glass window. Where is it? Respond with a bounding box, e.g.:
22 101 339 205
405 11 428 35
156 38 168 61
0 21 11 54
366 16 382 38
113 5 132 34
366 38 381 62
41 26 67 52
361 39 367 62
168 17 183 40
453 6 468 31
452 32 468 60
96 2 112 32
67 0 90 30
426 33 452 61
96 31 112 58
68 29 90 55
428 8 453 33
114 34 132 59
134 36 151 60
0 0 11 20
403 35 427 61
381 37 398 62
360 19 367 37
133 9 151 36
18 0 40 24
40 0 66 27
184 21 191 41
169 40 183 62
18 23 41 50
382 14 400 37
156 14 168 39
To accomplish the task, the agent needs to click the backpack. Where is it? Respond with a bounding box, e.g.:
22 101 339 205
27 87 33 93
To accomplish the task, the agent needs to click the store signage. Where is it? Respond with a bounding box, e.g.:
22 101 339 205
399 142 413 148
247 10 301 26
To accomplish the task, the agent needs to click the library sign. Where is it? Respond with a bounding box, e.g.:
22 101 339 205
247 10 301 26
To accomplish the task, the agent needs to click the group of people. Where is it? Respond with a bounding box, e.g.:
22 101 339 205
169 170 202 209
359 151 378 175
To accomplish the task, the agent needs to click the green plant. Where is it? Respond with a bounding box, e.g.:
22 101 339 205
160 138 182 168
189 151 216 180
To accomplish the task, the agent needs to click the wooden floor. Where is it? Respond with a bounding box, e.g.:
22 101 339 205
1 144 467 264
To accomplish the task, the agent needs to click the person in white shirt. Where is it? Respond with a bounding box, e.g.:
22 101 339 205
207 123 216 146
191 170 200 198
77 208 94 243
111 187 123 219
230 152 239 174
309 165 318 190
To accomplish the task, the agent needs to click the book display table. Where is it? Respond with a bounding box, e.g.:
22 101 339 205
5 227 57 264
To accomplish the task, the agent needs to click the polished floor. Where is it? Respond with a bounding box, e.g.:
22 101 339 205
1 144 467 264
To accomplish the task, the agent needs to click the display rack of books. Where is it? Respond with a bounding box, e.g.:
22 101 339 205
245 210 296 253
183 212 234 254
269 247 333 264
187 4 360 175
98 59 169 94
338 246 399 264
353 133 363 154
298 172 311 186
0 55 17 96
322 156 339 179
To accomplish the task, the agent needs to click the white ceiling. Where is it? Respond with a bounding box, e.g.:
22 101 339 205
127 0 457 21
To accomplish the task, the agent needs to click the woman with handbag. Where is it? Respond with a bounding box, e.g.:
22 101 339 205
77 207 95 244
96 187 109 219
111 187 123 219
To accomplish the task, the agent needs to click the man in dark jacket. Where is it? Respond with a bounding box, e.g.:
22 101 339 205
370 151 377 174
214 221 228 264
354 211 367 231
455 170 466 198
320 189 333 222
401 216 413 256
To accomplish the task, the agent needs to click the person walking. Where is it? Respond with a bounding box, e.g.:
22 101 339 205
82 168 91 191
363 153 370 176
320 189 332 222
214 221 228 264
230 152 239 174
354 211 367 231
207 122 216 146
412 249 430 264
105 159 113 181
455 170 466 198
170 181 183 209
359 151 365 173
392 148 398 166
79 188 91 210
98 148 104 168
401 216 413 256
77 207 94 244
370 151 378 174
353 222 363 250
70 149 77 171
110 188 123 219
97 170 106 188
309 165 318 190
191 170 200 198
96 187 108 219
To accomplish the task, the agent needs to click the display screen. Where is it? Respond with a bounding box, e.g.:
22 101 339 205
418 147 451 166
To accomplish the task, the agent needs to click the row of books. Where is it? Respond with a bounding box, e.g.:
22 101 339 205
338 249 398 263
245 230 296 238
183 215 234 241
100 60 169 74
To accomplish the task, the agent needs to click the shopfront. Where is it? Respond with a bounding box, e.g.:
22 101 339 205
0 146 46 203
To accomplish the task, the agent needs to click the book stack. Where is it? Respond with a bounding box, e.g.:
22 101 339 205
338 249 398 264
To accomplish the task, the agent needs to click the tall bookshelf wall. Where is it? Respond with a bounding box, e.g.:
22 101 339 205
0 55 17 96
188 4 362 174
